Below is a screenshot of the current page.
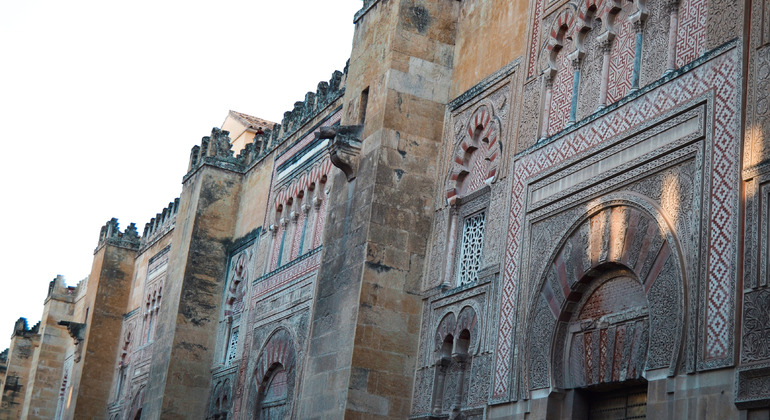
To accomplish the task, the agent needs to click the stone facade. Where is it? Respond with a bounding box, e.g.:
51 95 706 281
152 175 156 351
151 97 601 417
1 0 768 418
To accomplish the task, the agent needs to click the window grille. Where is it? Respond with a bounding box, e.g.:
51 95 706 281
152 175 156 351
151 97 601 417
457 211 486 285
225 328 239 367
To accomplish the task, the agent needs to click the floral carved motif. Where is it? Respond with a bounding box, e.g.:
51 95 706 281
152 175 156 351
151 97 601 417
742 289 770 362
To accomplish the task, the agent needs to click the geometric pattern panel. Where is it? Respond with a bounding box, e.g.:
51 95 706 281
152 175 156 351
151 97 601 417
527 0 544 78
676 0 707 68
607 2 636 104
549 47 575 136
492 46 740 400
225 328 240 367
253 250 321 302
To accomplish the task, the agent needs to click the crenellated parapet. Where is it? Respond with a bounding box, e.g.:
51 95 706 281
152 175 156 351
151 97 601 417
187 128 245 175
140 198 180 251
11 318 39 338
186 69 347 178
96 218 140 252
46 275 76 302
278 70 345 140
72 276 88 300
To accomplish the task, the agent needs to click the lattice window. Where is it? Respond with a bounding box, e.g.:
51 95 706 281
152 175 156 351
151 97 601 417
588 386 647 419
457 211 486 285
225 328 239 367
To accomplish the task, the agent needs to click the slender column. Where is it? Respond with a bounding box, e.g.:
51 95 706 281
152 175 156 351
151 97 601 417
276 217 289 267
597 32 615 109
310 193 323 249
298 203 311 255
265 223 278 275
541 73 555 139
630 12 646 91
452 355 469 413
665 0 681 73
289 208 300 259
568 51 583 124
442 204 460 288
431 358 451 415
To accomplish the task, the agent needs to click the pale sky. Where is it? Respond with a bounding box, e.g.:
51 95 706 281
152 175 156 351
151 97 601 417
0 1 361 343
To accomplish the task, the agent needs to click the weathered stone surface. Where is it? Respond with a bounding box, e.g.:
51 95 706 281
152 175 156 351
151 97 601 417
1 0 764 419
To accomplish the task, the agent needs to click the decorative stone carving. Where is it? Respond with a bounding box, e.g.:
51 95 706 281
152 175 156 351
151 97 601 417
250 328 298 419
736 362 770 409
742 289 770 362
319 125 363 182
526 201 684 391
445 105 502 203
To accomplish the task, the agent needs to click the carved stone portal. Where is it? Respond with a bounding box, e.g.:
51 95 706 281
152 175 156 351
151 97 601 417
527 201 685 391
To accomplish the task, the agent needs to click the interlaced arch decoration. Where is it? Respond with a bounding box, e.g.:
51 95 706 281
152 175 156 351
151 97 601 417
445 105 502 203
576 0 608 29
525 198 686 392
430 306 480 415
274 157 333 212
433 306 481 361
547 8 578 60
224 249 251 318
209 379 232 419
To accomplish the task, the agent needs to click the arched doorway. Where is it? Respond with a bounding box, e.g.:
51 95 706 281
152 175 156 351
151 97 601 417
525 202 686 418
563 266 650 419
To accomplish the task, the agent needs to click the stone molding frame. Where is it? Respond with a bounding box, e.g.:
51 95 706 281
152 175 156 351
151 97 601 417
494 45 741 401
524 195 686 391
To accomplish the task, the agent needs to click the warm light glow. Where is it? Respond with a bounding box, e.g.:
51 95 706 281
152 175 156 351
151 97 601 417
746 125 764 170
661 172 680 220
609 207 627 262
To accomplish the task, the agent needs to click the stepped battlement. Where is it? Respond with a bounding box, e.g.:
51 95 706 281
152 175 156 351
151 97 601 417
11 318 39 338
96 218 140 252
140 198 180 251
187 69 346 175
46 275 76 302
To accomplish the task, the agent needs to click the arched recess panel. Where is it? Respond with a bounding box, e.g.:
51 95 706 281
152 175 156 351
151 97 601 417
526 201 685 390
446 104 503 203
251 328 297 420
